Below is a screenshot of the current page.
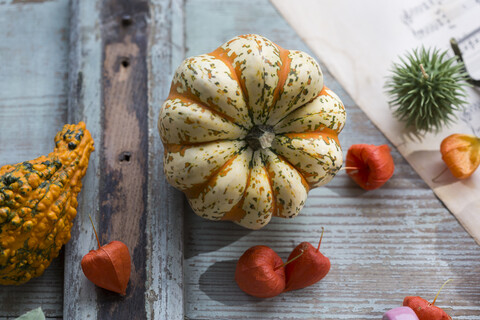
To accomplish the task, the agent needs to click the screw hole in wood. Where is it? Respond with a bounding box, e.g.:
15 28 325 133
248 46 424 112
121 14 133 27
121 58 130 68
119 151 132 162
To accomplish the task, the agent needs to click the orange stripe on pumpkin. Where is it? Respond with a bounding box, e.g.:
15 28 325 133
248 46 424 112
318 85 345 108
210 40 290 125
167 82 240 126
220 162 252 222
267 154 311 197
183 153 241 200
318 85 329 97
263 161 278 217
263 156 288 218
267 46 292 119
221 197 247 222
163 143 204 157
274 152 319 189
283 127 340 146
209 47 250 115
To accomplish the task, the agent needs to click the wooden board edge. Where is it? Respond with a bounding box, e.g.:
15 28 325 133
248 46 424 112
65 0 186 319
145 0 186 319
64 0 104 318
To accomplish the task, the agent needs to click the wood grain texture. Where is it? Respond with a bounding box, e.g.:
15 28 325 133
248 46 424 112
146 0 185 319
182 0 480 319
2 0 479 319
64 0 103 318
98 0 149 318
66 0 152 318
0 0 69 318
65 0 185 319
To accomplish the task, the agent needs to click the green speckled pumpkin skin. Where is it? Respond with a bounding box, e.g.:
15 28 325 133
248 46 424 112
0 122 94 285
158 34 346 230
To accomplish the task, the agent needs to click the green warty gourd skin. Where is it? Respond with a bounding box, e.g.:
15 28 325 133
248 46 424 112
385 47 470 134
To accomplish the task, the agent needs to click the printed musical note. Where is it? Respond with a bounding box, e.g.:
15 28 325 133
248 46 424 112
401 0 480 40
461 101 480 135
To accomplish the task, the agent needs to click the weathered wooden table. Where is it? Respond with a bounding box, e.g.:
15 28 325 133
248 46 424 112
1 0 479 319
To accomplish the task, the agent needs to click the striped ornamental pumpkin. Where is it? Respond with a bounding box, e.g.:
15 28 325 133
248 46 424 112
158 34 346 230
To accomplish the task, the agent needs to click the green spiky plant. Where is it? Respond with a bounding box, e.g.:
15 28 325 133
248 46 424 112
385 47 470 133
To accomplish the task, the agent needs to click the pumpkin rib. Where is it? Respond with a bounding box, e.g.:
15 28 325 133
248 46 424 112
261 154 278 218
274 87 346 135
271 85 326 128
232 151 274 228
220 149 255 222
212 35 286 125
208 48 251 124
265 50 324 126
187 148 252 221
319 85 342 101
164 139 249 160
220 197 247 222
164 139 237 156
168 54 252 129
208 46 254 125
272 132 342 188
274 80 309 125
262 45 292 123
167 83 248 131
164 140 247 192
183 145 249 199
262 150 308 219
238 34 280 125
274 153 311 193
209 46 250 107
158 98 247 145
283 127 340 147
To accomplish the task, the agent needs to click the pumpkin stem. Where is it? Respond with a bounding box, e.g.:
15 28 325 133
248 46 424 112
88 215 101 249
316 227 325 252
432 279 453 305
274 250 304 271
245 125 275 151
420 63 429 80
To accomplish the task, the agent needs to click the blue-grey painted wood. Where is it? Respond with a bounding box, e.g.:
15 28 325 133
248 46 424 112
146 0 185 319
0 0 69 318
182 0 480 319
65 0 186 319
63 0 103 319
2 0 479 319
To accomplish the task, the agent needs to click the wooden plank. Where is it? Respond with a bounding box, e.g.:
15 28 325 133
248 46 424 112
145 0 185 319
182 0 480 319
0 0 69 318
66 0 151 318
65 0 185 319
97 0 150 318
64 0 103 318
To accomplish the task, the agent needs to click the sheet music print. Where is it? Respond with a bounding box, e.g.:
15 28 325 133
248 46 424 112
458 27 480 79
401 0 455 39
461 101 480 136
401 0 480 40
401 0 480 78
402 0 480 135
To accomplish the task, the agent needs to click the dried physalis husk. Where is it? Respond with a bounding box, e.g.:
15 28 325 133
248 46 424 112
81 216 131 295
345 144 395 190
441 134 480 179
